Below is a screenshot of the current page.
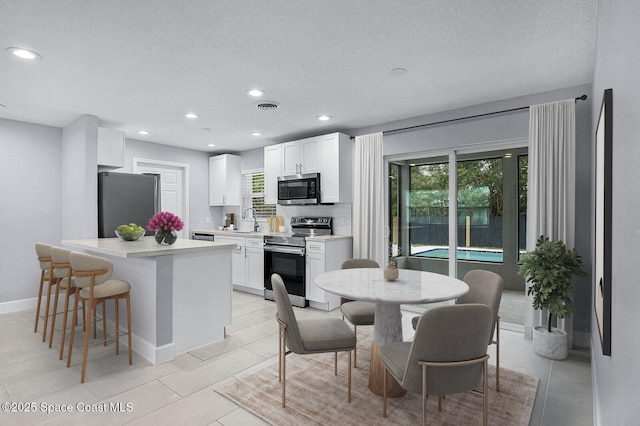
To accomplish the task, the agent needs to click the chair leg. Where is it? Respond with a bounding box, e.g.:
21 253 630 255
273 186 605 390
334 352 338 375
496 315 500 392
66 289 79 367
422 365 427 426
282 330 286 408
48 279 61 348
42 279 55 342
102 300 107 347
81 300 94 383
126 293 132 365
34 271 45 333
348 350 352 402
383 366 388 418
58 287 72 360
483 358 488 426
438 395 442 411
115 297 120 355
353 325 358 368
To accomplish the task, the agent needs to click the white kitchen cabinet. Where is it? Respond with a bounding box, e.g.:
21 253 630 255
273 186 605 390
245 237 265 294
263 144 282 205
263 132 353 205
209 154 241 206
214 236 245 286
305 237 352 311
97 127 124 170
281 137 320 176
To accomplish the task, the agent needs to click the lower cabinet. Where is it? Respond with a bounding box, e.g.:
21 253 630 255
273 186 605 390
214 236 246 287
305 238 352 311
245 237 265 294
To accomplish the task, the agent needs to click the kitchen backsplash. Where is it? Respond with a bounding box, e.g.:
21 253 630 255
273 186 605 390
216 203 352 235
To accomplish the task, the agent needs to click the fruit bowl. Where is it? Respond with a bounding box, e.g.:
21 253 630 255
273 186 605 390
115 224 145 241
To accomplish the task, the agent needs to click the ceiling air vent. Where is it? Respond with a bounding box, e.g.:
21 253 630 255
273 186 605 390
254 100 280 110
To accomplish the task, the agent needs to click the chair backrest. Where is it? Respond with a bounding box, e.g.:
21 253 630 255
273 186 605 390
341 259 379 269
35 242 52 271
50 247 72 279
271 273 304 354
69 252 113 289
457 270 504 342
340 259 379 304
402 304 493 395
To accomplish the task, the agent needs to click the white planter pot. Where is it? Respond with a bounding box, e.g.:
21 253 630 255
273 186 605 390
533 326 568 360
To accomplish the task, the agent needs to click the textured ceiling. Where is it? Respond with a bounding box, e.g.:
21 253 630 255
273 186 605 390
0 0 597 152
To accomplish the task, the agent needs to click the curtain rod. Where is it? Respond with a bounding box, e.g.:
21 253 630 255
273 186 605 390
352 94 588 138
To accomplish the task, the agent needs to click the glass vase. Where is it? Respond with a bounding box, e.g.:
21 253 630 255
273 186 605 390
154 230 178 245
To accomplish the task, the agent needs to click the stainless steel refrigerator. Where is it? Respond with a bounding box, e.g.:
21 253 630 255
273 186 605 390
98 172 160 238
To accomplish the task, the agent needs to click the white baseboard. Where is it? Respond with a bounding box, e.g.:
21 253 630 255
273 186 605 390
0 297 37 314
102 316 175 365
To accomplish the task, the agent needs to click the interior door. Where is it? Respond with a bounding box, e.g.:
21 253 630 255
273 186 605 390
135 164 187 238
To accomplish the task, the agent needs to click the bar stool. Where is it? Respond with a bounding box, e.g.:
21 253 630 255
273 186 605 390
34 243 56 342
48 247 88 360
66 252 132 383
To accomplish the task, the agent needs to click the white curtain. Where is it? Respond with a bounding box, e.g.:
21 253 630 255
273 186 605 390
352 132 386 267
525 99 576 343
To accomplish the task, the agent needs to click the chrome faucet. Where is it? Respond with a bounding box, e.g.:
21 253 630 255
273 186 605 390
242 208 260 232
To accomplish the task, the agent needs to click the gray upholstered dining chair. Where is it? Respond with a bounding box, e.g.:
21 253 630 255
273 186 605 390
340 258 379 367
411 269 504 391
271 273 356 408
381 304 494 426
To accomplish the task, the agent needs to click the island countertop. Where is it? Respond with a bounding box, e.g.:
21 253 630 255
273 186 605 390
62 236 235 258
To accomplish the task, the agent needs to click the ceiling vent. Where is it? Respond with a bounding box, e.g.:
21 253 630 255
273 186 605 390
254 100 280 110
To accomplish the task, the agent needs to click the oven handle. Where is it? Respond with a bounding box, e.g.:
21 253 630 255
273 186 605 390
264 246 305 256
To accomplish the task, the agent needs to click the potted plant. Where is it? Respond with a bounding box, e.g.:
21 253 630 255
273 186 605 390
518 235 588 360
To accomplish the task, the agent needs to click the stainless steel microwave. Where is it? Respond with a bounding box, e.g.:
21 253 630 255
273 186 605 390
277 173 320 205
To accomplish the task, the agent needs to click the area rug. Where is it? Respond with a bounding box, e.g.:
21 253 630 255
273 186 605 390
215 329 538 425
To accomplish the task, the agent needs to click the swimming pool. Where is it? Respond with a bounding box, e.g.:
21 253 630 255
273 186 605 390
414 248 503 263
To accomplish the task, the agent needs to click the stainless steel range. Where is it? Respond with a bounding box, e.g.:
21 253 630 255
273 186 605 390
263 217 332 307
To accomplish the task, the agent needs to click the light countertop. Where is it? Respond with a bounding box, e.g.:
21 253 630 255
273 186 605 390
62 236 236 258
192 229 352 241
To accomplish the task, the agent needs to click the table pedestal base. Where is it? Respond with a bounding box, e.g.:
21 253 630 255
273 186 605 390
369 344 407 397
368 302 406 397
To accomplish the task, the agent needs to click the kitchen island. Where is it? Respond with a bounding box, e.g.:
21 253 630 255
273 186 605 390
62 237 235 365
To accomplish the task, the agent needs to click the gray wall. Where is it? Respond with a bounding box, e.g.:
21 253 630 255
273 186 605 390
590 1 640 424
348 84 593 336
0 118 62 307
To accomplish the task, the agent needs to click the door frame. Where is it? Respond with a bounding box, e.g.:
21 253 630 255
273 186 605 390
133 157 190 237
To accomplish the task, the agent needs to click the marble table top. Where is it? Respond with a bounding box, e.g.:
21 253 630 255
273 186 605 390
315 268 469 305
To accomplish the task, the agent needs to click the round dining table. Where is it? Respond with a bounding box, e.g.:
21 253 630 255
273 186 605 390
315 267 469 397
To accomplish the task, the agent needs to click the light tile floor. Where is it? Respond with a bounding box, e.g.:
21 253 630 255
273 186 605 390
0 291 592 425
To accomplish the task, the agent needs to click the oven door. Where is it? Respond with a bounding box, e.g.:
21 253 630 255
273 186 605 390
264 246 307 307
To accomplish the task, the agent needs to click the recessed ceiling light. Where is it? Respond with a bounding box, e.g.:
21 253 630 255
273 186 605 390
7 47 41 60
138 130 149 135
183 112 198 119
317 115 332 121
390 67 407 76
251 132 262 137
247 89 265 97
207 143 216 147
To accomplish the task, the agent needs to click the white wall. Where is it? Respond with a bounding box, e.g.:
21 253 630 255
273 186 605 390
0 118 62 307
590 1 640 424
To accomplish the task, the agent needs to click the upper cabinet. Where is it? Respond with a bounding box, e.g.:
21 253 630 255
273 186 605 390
264 132 353 204
97 127 124 170
209 154 241 206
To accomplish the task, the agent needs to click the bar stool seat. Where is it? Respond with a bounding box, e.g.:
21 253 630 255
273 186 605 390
79 280 130 299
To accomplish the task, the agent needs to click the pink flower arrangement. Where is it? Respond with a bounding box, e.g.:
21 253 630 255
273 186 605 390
147 211 184 232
